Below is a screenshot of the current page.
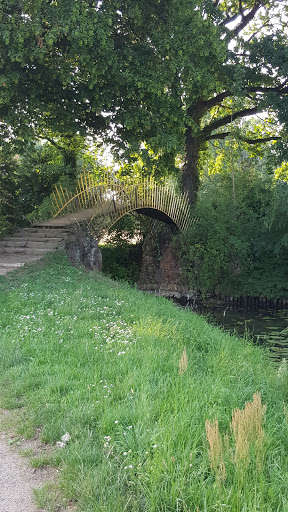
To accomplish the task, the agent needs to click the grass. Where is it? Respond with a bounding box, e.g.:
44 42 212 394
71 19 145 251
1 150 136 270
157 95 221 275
0 252 288 511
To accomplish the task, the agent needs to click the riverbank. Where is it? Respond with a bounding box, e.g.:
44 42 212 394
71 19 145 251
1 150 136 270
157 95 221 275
1 252 288 511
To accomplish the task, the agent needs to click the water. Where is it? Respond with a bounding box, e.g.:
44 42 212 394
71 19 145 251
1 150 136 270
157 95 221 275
190 301 288 362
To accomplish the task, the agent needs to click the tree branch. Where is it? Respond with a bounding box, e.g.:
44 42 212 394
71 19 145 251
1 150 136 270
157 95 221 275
206 132 231 141
239 135 281 144
197 85 288 116
281 78 288 88
187 83 288 138
220 12 242 27
188 82 288 123
37 134 65 151
246 85 288 95
233 1 263 37
206 133 281 144
246 20 270 43
186 91 233 122
239 0 244 16
201 91 233 110
203 107 260 136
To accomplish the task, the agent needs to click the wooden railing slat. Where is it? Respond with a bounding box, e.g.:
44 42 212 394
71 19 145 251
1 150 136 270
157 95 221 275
51 172 195 236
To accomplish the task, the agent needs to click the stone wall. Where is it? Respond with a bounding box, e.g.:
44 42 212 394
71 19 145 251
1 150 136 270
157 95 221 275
65 228 102 271
138 226 198 300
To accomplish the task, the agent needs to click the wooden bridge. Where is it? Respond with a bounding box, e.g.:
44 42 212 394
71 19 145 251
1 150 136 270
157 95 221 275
39 171 196 237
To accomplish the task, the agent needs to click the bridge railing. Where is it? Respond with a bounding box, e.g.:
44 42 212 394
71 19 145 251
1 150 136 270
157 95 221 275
51 171 197 233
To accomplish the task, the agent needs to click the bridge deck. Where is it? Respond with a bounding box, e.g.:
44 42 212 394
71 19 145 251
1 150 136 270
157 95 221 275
34 206 176 229
33 208 96 227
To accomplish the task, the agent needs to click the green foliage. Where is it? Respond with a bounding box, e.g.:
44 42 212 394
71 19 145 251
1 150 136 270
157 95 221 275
274 161 288 182
15 144 67 215
27 173 79 223
0 141 70 225
101 213 143 247
178 163 288 298
0 143 19 230
1 1 288 206
0 253 288 510
0 138 109 225
101 243 141 284
99 213 145 285
0 214 12 239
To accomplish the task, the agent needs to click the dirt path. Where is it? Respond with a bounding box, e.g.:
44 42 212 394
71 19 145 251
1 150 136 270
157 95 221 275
0 433 46 512
0 410 60 512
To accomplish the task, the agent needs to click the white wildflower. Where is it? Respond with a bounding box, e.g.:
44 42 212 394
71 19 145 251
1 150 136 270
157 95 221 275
56 432 71 448
61 432 71 443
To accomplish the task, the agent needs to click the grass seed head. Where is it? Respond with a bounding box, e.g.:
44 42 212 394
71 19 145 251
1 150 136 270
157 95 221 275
205 418 226 482
178 347 188 375
230 392 266 468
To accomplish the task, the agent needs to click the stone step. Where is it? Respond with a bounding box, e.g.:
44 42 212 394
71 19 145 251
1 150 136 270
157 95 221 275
0 254 41 265
17 229 68 238
25 247 57 255
0 240 25 249
0 224 72 274
0 262 25 269
0 240 59 249
3 237 64 245
0 255 43 275
32 219 74 228
1 247 27 254
0 221 66 274
2 246 57 255
26 241 59 249
6 241 27 247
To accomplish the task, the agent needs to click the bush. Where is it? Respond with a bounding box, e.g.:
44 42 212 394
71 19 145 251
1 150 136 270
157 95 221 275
0 214 13 240
177 168 288 298
101 243 142 284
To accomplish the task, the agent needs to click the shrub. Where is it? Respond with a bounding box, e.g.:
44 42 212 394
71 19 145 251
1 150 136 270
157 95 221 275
177 168 288 298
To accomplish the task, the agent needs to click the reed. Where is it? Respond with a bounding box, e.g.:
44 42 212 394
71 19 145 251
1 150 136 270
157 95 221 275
231 392 266 469
205 392 266 491
178 347 188 375
205 418 226 482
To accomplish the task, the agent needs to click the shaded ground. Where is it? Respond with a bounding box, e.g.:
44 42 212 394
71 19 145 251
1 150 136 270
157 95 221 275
0 432 48 512
0 410 74 512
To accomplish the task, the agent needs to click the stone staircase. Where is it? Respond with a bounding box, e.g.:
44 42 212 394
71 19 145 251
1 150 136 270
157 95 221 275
0 226 69 276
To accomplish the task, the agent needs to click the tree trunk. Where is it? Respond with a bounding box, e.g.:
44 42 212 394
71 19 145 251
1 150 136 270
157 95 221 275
182 128 202 206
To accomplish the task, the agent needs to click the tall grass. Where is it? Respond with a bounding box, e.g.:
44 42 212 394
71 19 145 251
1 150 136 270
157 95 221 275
205 393 267 510
0 252 288 511
178 347 188 375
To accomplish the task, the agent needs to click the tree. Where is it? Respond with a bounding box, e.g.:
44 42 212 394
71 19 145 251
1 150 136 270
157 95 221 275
1 1 288 204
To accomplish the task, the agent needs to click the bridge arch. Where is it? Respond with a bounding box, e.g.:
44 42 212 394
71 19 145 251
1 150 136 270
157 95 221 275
51 172 195 237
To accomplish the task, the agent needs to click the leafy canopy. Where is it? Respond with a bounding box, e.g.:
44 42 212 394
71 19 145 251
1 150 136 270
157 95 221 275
0 1 224 156
1 1 288 194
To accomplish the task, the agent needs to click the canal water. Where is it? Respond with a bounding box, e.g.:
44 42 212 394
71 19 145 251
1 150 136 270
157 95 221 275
189 301 288 362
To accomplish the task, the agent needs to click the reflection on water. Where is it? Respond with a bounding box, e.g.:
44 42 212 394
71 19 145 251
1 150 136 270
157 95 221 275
191 302 288 362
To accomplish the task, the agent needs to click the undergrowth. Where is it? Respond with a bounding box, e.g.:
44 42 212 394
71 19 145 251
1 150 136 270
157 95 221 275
0 252 288 511
177 170 288 299
100 243 141 284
